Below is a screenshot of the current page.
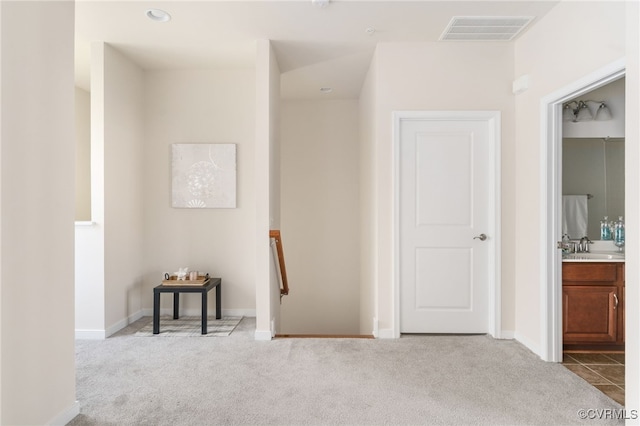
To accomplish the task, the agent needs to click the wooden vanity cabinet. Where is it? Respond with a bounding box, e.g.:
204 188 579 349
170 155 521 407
562 262 625 347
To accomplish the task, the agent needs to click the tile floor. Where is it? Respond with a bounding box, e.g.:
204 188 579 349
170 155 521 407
563 352 625 406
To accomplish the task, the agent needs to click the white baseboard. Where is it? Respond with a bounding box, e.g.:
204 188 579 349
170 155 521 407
254 329 272 341
105 310 144 338
375 328 516 340
514 331 541 358
376 328 396 339
77 309 255 340
141 308 255 317
76 310 145 339
218 308 255 317
499 330 515 340
111 310 144 336
75 329 106 340
47 400 79 426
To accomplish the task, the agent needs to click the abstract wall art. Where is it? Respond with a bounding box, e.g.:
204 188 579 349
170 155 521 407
171 143 237 208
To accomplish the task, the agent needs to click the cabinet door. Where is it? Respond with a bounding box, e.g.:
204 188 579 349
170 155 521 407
563 285 618 343
621 285 625 343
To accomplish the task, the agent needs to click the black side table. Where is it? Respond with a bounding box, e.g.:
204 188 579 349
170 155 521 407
153 278 222 335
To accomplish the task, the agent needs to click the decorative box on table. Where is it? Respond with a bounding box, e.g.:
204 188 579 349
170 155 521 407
162 273 210 286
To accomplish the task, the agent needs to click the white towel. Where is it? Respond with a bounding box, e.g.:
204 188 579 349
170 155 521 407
562 195 588 239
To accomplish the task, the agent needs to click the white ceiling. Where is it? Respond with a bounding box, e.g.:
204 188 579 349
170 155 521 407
75 0 560 99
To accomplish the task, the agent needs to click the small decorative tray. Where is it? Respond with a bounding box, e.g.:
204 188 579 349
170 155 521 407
162 273 210 286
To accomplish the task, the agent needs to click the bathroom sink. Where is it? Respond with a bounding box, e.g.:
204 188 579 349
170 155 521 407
563 252 625 262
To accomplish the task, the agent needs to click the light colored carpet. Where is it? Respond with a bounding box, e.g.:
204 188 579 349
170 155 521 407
135 316 242 337
70 317 623 425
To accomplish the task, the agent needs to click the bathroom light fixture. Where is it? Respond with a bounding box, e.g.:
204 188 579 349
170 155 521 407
594 102 612 120
574 101 592 122
146 8 171 22
562 100 612 122
562 102 578 122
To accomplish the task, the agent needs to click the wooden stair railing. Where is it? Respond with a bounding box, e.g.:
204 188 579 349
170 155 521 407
269 230 289 296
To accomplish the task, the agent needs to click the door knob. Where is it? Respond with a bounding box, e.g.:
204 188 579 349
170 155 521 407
473 234 487 241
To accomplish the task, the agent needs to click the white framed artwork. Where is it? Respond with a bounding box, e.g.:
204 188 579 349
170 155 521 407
171 143 237 208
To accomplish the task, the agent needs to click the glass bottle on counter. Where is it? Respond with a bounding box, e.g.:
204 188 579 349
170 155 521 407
614 216 625 252
600 216 612 240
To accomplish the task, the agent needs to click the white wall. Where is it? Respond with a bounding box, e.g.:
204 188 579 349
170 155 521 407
268 42 282 335
512 0 640 404
0 1 78 424
76 42 145 337
75 42 108 338
359 51 378 335
102 44 145 333
75 222 105 337
143 68 257 318
269 48 282 233
75 87 91 221
369 42 516 337
280 100 361 335
255 40 280 339
75 84 102 338
513 0 626 353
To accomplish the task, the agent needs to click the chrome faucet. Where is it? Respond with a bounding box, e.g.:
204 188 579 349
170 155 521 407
578 236 591 253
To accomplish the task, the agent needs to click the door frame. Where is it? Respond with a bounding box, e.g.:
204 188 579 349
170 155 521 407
392 111 502 338
539 59 625 362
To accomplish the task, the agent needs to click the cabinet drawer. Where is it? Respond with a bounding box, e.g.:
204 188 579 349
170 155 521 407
562 263 618 282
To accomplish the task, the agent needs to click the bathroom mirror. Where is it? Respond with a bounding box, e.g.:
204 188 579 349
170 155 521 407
562 137 625 240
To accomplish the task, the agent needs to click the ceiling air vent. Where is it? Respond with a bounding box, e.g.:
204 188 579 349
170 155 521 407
440 16 534 41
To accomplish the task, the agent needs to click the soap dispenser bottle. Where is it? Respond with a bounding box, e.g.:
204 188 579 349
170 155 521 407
614 216 625 252
600 216 612 240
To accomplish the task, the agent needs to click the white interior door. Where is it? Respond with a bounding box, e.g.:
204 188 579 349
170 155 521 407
398 113 497 334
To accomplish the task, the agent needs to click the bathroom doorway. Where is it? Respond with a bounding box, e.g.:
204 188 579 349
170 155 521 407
541 61 626 405
560 77 626 406
540 60 625 364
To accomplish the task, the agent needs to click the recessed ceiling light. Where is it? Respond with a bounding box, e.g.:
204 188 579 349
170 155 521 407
146 9 171 23
320 87 333 94
365 27 376 36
